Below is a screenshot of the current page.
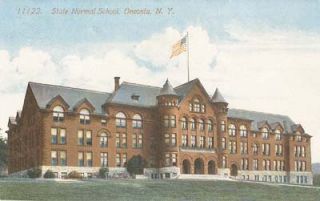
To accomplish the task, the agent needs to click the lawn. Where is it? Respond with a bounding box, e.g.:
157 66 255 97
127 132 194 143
0 178 320 201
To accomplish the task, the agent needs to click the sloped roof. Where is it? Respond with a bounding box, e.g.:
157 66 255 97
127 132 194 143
174 79 199 101
29 82 111 115
107 82 161 107
228 108 296 133
159 79 177 96
211 88 227 103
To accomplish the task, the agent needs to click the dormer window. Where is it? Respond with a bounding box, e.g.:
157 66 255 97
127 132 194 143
275 129 281 140
80 109 90 125
53 106 64 122
131 94 140 102
296 131 302 142
262 128 269 140
193 98 200 112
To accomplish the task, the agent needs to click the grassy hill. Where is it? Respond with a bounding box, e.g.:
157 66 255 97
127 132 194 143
0 179 319 201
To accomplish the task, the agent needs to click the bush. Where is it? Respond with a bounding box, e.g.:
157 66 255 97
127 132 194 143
43 170 55 178
99 167 109 178
27 168 42 178
313 174 320 186
127 155 145 176
68 171 82 179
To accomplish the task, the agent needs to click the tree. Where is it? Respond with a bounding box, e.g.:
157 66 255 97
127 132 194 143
98 167 109 178
43 170 56 178
0 134 8 171
126 155 145 176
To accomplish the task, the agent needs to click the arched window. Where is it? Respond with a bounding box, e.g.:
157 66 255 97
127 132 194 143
132 114 142 128
199 119 205 131
239 125 247 137
262 128 269 139
275 129 281 140
207 120 213 132
53 106 64 122
100 133 108 147
190 118 196 130
181 117 188 130
79 108 90 124
116 112 126 128
228 124 236 136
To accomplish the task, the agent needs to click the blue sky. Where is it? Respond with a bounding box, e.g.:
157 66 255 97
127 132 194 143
1 0 320 162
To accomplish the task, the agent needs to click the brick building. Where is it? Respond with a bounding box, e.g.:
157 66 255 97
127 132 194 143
7 77 313 184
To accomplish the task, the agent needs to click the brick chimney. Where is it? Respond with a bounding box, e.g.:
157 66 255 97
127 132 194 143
114 76 120 91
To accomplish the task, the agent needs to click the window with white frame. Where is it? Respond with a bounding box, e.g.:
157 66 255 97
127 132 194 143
207 120 213 132
221 137 226 149
116 112 126 128
190 118 196 130
253 143 258 155
222 156 227 168
100 152 108 167
53 106 64 122
182 135 188 146
51 151 57 166
181 117 188 130
79 108 90 124
228 124 236 136
199 119 205 131
261 128 269 139
220 121 226 132
275 129 281 140
191 135 196 147
253 159 258 170
199 136 205 148
240 125 247 137
132 114 143 128
208 137 213 148
100 133 108 147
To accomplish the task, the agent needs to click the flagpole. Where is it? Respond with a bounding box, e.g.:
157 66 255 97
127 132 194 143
187 32 190 82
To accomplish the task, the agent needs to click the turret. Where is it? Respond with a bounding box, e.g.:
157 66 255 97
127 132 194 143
211 88 228 114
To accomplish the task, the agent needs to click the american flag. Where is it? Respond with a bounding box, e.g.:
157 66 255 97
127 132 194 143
170 35 187 58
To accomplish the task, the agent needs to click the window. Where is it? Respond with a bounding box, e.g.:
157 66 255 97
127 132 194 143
164 115 169 127
182 135 188 146
240 125 247 137
78 152 84 167
51 128 58 144
170 115 176 128
220 121 226 132
229 140 237 154
275 144 283 156
116 153 121 167
59 129 66 144
262 143 270 156
199 136 205 148
138 134 143 148
275 129 281 140
172 154 177 166
132 134 137 148
132 114 142 128
199 119 205 131
201 104 205 113
116 112 126 128
190 118 196 130
79 109 90 124
51 151 57 166
60 151 67 166
193 98 200 112
253 143 258 155
53 106 64 122
86 130 92 145
164 133 176 146
122 133 127 148
122 153 127 167
165 153 170 166
302 146 305 157
262 128 269 139
222 156 227 168
189 103 193 112
208 137 213 148
263 160 271 170
78 130 84 145
100 153 108 167
191 135 196 147
228 124 236 136
181 117 188 130
100 133 108 147
253 159 258 170
241 158 248 170
221 137 226 150
165 153 177 166
171 134 177 146
207 120 213 132
240 142 248 154
116 133 120 148
86 152 92 167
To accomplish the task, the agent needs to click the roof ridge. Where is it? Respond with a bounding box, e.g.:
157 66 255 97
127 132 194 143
122 81 161 89
29 82 111 95
229 108 291 118
174 78 199 89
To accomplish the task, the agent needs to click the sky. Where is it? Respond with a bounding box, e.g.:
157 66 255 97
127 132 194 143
0 0 320 162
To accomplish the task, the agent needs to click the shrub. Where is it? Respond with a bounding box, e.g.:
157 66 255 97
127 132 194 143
127 155 145 176
43 170 55 178
68 171 82 179
313 174 320 186
99 167 109 179
27 168 42 178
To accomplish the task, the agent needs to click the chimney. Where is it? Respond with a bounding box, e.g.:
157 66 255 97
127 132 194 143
114 76 120 91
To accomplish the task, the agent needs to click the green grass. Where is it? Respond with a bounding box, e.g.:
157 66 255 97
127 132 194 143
0 178 320 201
313 174 320 186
